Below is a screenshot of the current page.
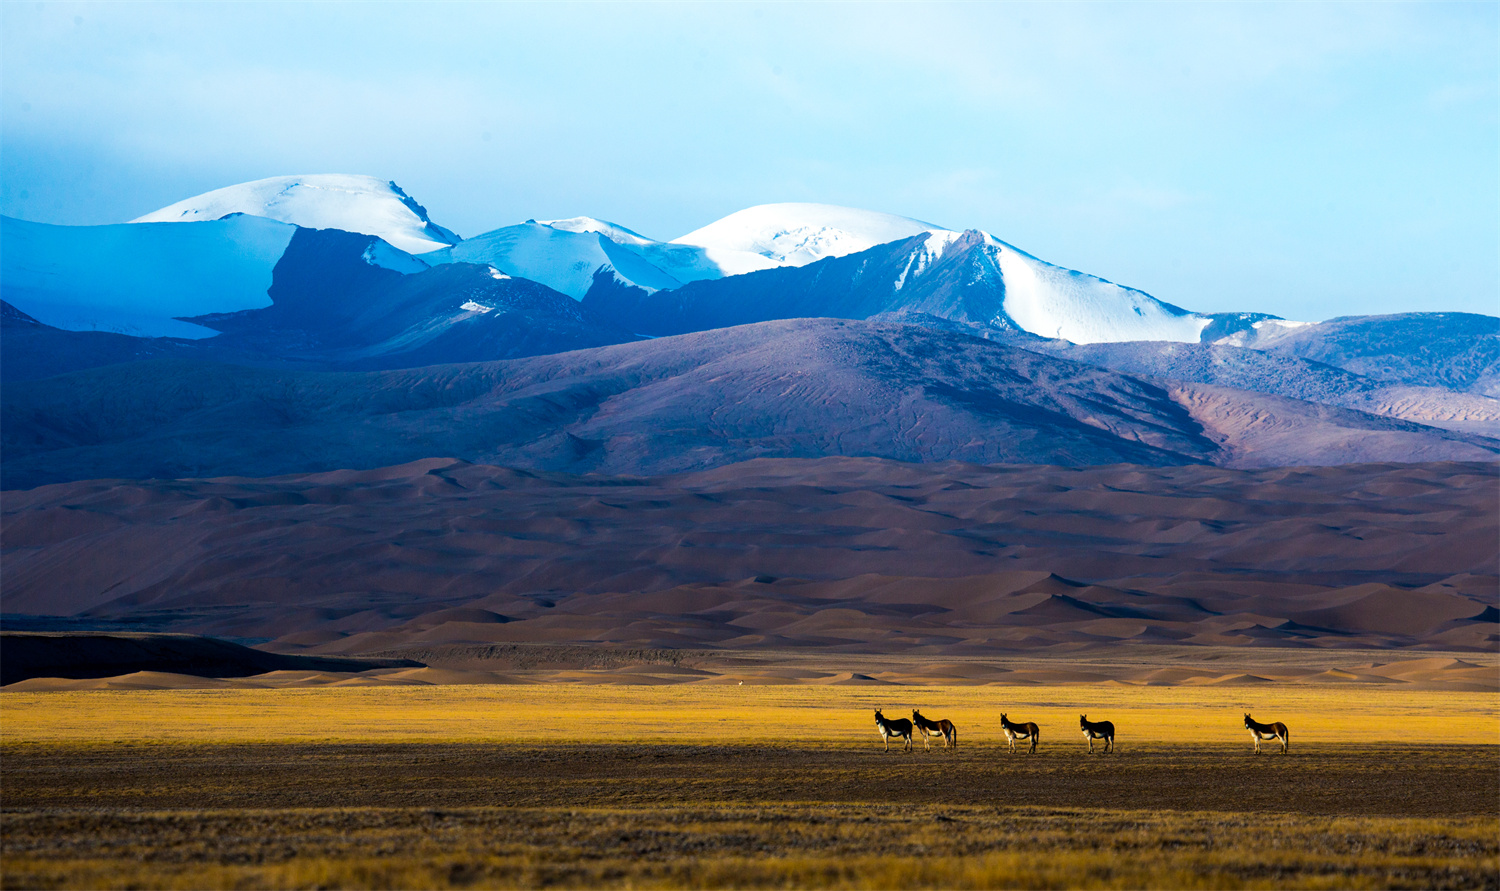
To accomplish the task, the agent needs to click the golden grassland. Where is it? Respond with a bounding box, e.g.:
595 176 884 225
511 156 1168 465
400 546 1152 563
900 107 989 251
2 682 1497 745
3 684 1497 889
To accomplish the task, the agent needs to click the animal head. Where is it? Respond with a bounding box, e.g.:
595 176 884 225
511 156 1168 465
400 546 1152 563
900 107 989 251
1079 714 1087 726
1001 713 1008 721
911 709 922 720
1244 713 1253 727
874 708 883 720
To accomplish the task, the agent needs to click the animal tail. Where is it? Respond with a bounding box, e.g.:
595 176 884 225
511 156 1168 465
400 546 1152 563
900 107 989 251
952 726 957 748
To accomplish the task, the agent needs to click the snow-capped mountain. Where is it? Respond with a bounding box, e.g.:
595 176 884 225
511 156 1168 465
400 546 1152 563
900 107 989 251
0 173 1369 352
541 217 776 281
0 207 439 340
182 227 637 368
586 227 1210 345
659 203 1210 343
131 174 461 255
0 224 639 377
439 202 1213 344
15 173 1235 345
0 214 297 339
672 203 940 267
424 221 684 301
423 217 777 301
426 204 959 305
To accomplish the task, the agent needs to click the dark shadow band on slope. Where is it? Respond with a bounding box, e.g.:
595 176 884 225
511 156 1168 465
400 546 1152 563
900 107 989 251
0 631 422 685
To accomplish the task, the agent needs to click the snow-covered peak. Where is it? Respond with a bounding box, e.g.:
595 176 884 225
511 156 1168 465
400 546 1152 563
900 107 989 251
540 216 657 247
535 216 776 282
673 203 945 267
428 222 684 300
130 174 460 255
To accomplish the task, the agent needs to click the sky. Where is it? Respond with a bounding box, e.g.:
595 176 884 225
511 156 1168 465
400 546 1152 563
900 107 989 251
2 1 1495 321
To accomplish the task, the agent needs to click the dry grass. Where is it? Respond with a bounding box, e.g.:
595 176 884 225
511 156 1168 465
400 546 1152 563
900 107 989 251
2 683 1496 745
4 805 1496 890
3 685 1496 889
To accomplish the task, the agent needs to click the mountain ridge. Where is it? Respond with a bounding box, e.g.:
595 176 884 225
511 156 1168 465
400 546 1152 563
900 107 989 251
4 318 1495 490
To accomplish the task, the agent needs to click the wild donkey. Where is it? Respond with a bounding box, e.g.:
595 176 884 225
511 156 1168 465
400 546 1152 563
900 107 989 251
1244 714 1289 754
999 713 1040 754
873 708 913 753
911 709 957 751
1079 714 1115 754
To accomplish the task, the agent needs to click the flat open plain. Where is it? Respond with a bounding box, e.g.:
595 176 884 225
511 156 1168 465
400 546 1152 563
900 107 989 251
3 683 1496 889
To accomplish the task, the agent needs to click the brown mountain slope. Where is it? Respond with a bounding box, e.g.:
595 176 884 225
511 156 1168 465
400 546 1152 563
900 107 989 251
4 320 1495 490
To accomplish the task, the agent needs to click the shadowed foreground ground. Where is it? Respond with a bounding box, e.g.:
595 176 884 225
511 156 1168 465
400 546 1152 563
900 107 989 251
4 742 1497 815
3 742 1496 889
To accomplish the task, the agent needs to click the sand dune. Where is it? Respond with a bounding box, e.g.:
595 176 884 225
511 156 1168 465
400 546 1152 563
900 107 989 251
7 638 1494 692
2 457 1494 690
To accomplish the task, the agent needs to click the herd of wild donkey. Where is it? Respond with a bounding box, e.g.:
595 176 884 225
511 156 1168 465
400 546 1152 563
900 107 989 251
876 709 1291 754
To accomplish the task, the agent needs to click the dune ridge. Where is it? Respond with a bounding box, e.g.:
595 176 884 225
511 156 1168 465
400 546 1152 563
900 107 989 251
3 458 1493 689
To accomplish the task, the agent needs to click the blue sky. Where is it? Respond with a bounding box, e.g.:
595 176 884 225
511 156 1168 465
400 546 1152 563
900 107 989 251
2 1 1495 321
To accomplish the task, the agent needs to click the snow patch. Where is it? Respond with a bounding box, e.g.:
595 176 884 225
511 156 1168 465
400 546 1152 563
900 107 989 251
1216 317 1316 348
362 240 429 274
460 300 495 313
920 228 963 262
895 229 962 290
1253 318 1314 332
487 266 510 280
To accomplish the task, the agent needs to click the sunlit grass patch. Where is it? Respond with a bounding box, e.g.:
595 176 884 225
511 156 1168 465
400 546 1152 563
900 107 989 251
3 683 1496 745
